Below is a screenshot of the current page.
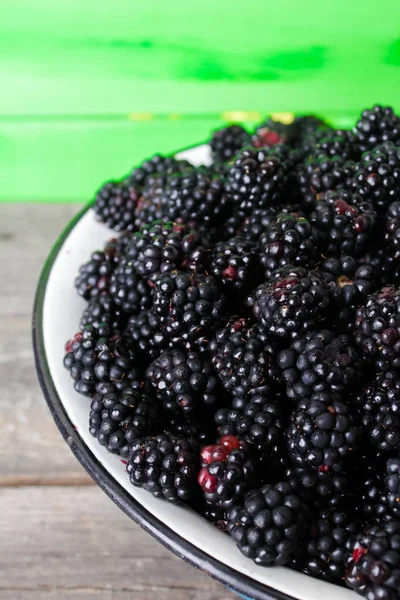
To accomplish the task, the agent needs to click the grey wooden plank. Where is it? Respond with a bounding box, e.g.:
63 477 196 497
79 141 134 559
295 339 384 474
0 486 236 600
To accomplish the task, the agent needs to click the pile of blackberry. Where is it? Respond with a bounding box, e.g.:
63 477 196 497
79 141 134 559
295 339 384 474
64 105 400 598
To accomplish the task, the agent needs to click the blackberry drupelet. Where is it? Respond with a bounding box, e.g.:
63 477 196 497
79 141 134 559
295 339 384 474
94 180 141 232
346 520 400 600
124 310 168 361
129 154 193 187
145 348 221 415
354 286 400 371
210 236 261 294
75 248 116 300
152 271 226 352
252 118 297 148
278 330 363 400
198 435 257 509
63 324 140 396
354 105 400 152
109 255 152 314
287 391 360 472
355 371 400 452
250 266 331 340
210 318 281 397
227 479 308 566
311 190 377 258
259 213 319 279
127 432 199 502
80 293 125 331
209 124 251 162
89 387 159 457
384 459 400 519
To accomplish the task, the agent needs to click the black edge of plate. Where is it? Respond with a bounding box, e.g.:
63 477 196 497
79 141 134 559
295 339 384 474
32 202 299 600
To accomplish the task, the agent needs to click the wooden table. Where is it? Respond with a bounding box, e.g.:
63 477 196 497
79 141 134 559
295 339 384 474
0 205 236 600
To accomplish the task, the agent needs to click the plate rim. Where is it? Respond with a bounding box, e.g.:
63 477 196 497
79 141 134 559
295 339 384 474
32 206 300 600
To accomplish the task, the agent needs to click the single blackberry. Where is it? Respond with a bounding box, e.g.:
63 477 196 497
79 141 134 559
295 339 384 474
351 142 400 211
355 371 400 453
145 349 221 415
153 271 226 352
384 459 400 519
198 435 257 509
365 248 400 289
109 255 152 314
259 213 319 278
210 124 251 162
127 221 211 284
227 479 308 566
94 180 141 232
210 318 282 397
384 202 400 255
250 266 331 340
311 190 377 257
354 105 400 152
346 520 400 600
80 293 125 331
127 432 199 502
278 330 363 400
63 324 140 396
129 154 193 187
226 146 290 214
287 391 360 473
124 310 167 361
209 236 261 293
285 466 350 508
252 118 297 148
75 248 116 300
89 387 159 456
360 464 389 523
355 286 400 371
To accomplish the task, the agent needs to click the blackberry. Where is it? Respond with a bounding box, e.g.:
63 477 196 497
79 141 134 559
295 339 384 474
127 432 199 502
127 221 211 284
384 459 400 519
355 371 400 452
63 324 139 396
109 255 152 314
311 190 377 257
351 142 400 211
125 310 167 361
145 349 221 415
210 124 251 162
311 129 357 159
287 391 360 472
238 204 303 242
218 210 247 241
75 248 116 300
152 271 226 352
346 520 400 600
355 286 400 371
210 318 281 397
226 146 290 214
278 330 363 400
94 180 141 232
354 105 400 152
80 293 125 331
129 154 193 187
285 466 350 509
252 118 297 148
227 480 308 566
259 213 319 278
198 435 257 509
89 388 159 456
250 266 331 340
209 236 261 293
384 202 400 256
360 464 388 523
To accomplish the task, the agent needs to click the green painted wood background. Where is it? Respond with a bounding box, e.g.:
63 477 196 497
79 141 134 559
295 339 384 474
1 0 400 202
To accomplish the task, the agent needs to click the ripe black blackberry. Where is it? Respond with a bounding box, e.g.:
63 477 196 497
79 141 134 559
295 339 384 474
127 221 211 283
384 459 400 519
89 387 159 457
209 236 260 294
345 520 400 600
355 371 400 453
227 479 308 566
351 142 400 212
75 248 117 300
109 255 152 314
210 318 281 397
218 209 247 241
359 463 389 523
63 324 140 396
303 129 358 160
127 432 199 502
384 201 400 255
311 190 377 258
152 271 226 352
80 293 125 331
226 146 290 214
209 124 251 162
285 466 350 509
145 349 221 415
259 213 319 279
129 154 193 187
355 286 400 371
287 391 360 473
124 310 167 361
94 180 142 232
250 266 331 340
198 436 257 509
252 118 297 148
354 105 400 152
239 204 302 241
278 330 363 400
